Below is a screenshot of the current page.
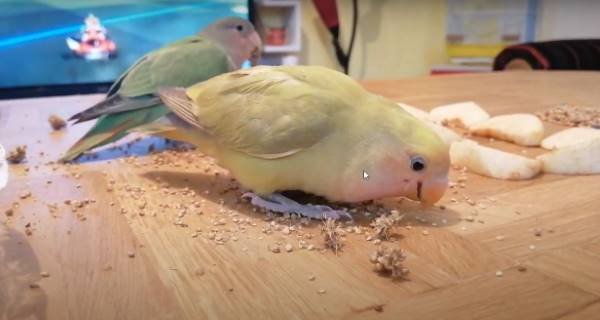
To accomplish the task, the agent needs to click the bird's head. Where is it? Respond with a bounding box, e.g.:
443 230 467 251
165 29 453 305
201 17 262 69
343 99 450 206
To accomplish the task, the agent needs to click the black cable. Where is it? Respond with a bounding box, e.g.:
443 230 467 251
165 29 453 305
345 0 358 75
329 0 358 75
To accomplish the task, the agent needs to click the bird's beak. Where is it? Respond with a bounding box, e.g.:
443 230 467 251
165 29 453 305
406 178 448 206
249 31 262 66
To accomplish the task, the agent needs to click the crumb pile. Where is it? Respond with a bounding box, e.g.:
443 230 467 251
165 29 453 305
536 104 600 127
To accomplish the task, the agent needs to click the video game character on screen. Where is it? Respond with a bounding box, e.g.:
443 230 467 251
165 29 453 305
65 14 117 61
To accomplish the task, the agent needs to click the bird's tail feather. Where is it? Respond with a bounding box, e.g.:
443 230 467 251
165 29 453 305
60 105 169 162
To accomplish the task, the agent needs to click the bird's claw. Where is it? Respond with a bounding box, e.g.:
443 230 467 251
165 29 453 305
242 192 352 220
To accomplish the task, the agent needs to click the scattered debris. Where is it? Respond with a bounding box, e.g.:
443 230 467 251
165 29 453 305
6 145 27 163
534 228 543 237
308 274 316 281
322 218 342 254
317 289 327 294
29 283 40 289
40 271 50 278
369 246 409 279
528 245 536 250
370 210 404 240
127 251 136 258
495 270 503 277
517 265 527 272
4 208 13 217
48 115 67 130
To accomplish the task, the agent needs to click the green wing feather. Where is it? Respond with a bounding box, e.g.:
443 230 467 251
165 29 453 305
61 36 232 162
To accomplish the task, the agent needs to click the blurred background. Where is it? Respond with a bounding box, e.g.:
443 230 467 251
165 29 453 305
1 0 599 96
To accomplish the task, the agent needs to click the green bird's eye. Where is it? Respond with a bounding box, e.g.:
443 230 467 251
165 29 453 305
236 25 244 32
410 156 426 172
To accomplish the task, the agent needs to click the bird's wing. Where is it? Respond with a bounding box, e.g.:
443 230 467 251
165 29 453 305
70 36 231 123
159 68 349 159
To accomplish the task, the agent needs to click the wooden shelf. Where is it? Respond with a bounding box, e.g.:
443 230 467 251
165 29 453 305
255 0 301 64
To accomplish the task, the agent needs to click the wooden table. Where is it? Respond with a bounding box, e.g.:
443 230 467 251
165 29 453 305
1 71 599 320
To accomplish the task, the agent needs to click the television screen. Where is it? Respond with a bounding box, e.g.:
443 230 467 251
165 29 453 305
0 0 249 90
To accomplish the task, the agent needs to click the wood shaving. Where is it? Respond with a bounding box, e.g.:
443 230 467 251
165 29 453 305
6 145 26 163
370 211 404 240
322 218 342 255
536 104 600 127
48 115 66 130
369 246 409 278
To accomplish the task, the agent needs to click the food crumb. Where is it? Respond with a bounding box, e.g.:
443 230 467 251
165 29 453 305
48 115 67 130
127 251 136 258
4 208 13 217
374 305 384 312
308 274 316 281
421 230 429 236
19 190 32 199
517 265 527 272
495 270 503 277
495 235 505 241
528 245 536 250
29 283 40 289
284 243 293 252
6 145 27 163
269 244 281 253
317 289 326 294
534 228 543 237
40 271 50 278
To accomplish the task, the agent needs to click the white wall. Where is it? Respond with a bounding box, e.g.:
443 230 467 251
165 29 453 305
536 0 600 40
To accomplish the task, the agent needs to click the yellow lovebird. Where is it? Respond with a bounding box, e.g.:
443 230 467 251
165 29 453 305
157 65 449 219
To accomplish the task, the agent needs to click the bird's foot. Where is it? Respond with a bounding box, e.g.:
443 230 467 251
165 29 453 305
242 192 352 220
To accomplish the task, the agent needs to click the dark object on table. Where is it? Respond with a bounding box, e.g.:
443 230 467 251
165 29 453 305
493 39 600 71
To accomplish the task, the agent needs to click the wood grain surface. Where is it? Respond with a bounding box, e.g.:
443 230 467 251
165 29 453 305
1 71 599 320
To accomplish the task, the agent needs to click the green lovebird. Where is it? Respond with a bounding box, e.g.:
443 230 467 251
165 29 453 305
61 16 262 162
157 66 450 219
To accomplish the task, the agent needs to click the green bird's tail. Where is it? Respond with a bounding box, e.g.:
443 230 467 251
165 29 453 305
60 105 169 162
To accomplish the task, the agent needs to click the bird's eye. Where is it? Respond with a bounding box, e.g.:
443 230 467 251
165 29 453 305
236 25 244 32
410 156 426 172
